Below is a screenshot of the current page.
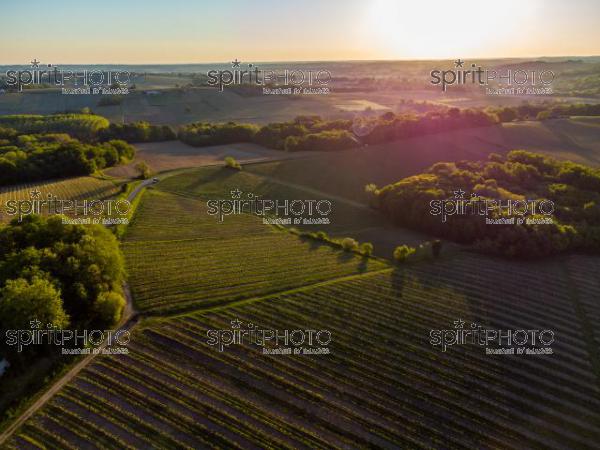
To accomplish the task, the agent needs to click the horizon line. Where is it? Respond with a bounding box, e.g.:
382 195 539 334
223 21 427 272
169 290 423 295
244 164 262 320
1 55 599 66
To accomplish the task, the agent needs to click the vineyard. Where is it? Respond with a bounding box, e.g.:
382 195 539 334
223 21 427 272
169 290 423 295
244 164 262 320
3 161 600 449
122 188 388 314
153 165 384 233
6 251 600 449
0 176 122 223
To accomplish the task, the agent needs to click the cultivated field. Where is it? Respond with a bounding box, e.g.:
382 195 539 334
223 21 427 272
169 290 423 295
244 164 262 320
7 251 600 449
122 188 388 314
153 165 385 234
4 153 600 449
0 176 122 223
3 57 600 449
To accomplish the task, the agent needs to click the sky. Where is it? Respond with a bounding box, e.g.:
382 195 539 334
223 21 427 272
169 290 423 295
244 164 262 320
0 0 599 64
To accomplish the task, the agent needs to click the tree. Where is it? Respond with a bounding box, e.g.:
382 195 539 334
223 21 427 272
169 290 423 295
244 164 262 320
365 183 379 208
340 238 359 252
93 291 126 327
496 108 517 123
224 156 242 170
359 242 374 256
536 110 551 121
135 160 151 179
0 215 126 328
393 245 416 263
0 277 69 331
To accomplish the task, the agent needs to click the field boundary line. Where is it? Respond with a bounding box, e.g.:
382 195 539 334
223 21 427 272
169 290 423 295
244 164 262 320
158 267 395 321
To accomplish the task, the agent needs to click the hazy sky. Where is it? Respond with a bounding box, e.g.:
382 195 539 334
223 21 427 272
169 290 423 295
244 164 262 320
1 0 599 64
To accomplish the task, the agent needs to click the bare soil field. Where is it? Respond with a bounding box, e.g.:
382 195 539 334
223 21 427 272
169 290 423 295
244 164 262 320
105 140 318 178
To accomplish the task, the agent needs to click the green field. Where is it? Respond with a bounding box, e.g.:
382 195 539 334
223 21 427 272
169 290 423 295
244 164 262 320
8 250 600 448
246 118 600 205
4 156 600 449
153 165 384 232
0 176 122 223
122 188 387 314
3 107 600 448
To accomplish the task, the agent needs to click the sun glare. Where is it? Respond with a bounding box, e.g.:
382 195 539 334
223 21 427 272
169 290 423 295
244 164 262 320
365 0 540 59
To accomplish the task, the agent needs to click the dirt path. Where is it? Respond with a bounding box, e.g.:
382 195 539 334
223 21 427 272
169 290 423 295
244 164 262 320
0 302 139 446
0 187 146 447
0 165 369 445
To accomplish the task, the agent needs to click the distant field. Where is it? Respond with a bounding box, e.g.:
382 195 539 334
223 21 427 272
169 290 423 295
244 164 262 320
105 141 315 178
10 251 600 448
248 118 600 204
0 176 121 223
122 189 388 314
0 88 339 126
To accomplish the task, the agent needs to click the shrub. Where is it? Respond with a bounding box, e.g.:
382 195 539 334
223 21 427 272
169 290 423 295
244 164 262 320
135 161 152 179
224 156 242 170
393 245 416 262
93 291 126 328
340 238 359 252
359 242 374 256
315 231 328 241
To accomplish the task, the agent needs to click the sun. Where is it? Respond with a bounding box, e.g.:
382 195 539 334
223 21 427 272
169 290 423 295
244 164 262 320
364 0 540 59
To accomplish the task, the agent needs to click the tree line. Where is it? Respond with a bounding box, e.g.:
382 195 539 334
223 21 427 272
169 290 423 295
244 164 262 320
178 109 499 151
0 215 127 364
373 150 600 258
0 114 177 186
0 129 135 186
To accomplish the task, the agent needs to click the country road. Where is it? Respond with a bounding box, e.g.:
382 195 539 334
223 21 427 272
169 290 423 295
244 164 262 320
0 165 347 445
127 178 156 203
0 179 153 446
